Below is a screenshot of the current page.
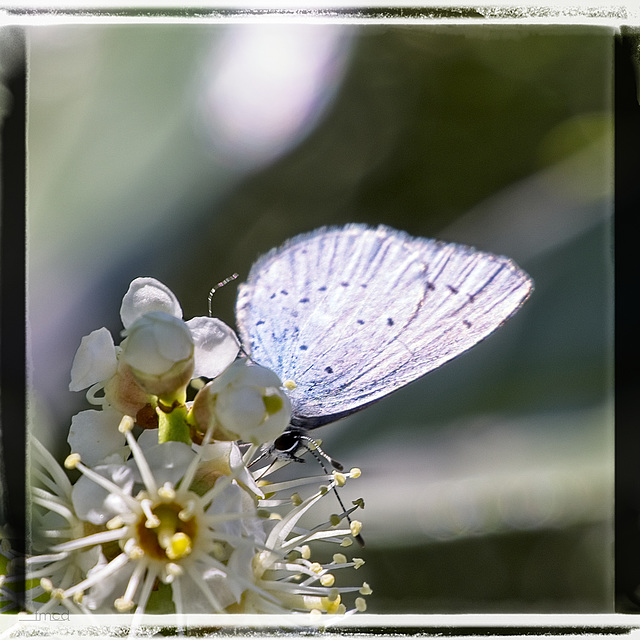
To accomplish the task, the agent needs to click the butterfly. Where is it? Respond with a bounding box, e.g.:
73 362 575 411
235 223 533 465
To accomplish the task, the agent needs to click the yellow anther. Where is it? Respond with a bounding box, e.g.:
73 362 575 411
355 597 367 612
178 502 195 521
340 537 353 547
64 453 81 469
211 542 227 561
332 553 347 564
128 545 145 560
300 545 311 560
353 557 365 569
166 532 192 560
158 483 176 501
283 379 297 390
320 573 335 587
117 415 135 434
360 582 373 595
291 493 302 506
349 467 362 478
40 578 53 592
332 472 346 487
327 588 340 603
51 588 65 600
319 485 329 495
330 514 342 526
72 591 84 604
114 597 135 612
106 516 124 530
350 520 363 537
309 562 323 574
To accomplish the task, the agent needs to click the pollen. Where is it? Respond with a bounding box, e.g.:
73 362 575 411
349 467 362 478
114 597 135 612
320 573 335 587
283 379 297 390
355 597 367 612
64 453 81 469
333 472 347 487
166 532 192 560
117 415 135 434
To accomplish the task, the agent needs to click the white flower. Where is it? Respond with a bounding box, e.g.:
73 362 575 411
192 359 292 445
67 276 240 428
238 455 370 614
33 417 265 614
27 437 101 614
121 311 195 397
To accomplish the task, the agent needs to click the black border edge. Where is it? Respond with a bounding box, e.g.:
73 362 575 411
0 25 27 611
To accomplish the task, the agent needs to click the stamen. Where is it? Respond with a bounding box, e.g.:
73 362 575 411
122 424 157 494
158 482 176 502
332 472 347 487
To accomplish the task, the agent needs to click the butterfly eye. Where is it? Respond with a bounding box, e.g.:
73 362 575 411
272 430 299 456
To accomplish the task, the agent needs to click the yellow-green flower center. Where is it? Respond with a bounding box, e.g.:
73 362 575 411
136 502 196 561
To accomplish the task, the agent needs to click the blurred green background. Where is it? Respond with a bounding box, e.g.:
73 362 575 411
26 23 613 613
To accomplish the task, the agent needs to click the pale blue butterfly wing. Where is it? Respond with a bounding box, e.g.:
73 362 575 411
236 224 533 428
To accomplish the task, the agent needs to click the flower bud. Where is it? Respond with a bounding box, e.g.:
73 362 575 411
191 359 291 445
120 277 182 329
121 311 194 397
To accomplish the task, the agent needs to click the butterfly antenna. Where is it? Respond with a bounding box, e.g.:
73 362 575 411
208 273 239 317
301 436 365 547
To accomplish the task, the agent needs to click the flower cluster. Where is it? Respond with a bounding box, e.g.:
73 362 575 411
27 278 369 616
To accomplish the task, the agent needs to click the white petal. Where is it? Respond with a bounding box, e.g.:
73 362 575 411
71 464 135 525
127 441 196 487
137 428 160 450
120 278 182 329
67 409 127 466
176 564 237 613
186 317 240 378
69 327 117 392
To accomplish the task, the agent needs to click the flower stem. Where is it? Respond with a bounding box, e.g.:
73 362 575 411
158 403 191 445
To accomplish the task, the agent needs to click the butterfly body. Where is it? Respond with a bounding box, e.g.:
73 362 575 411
236 223 533 430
